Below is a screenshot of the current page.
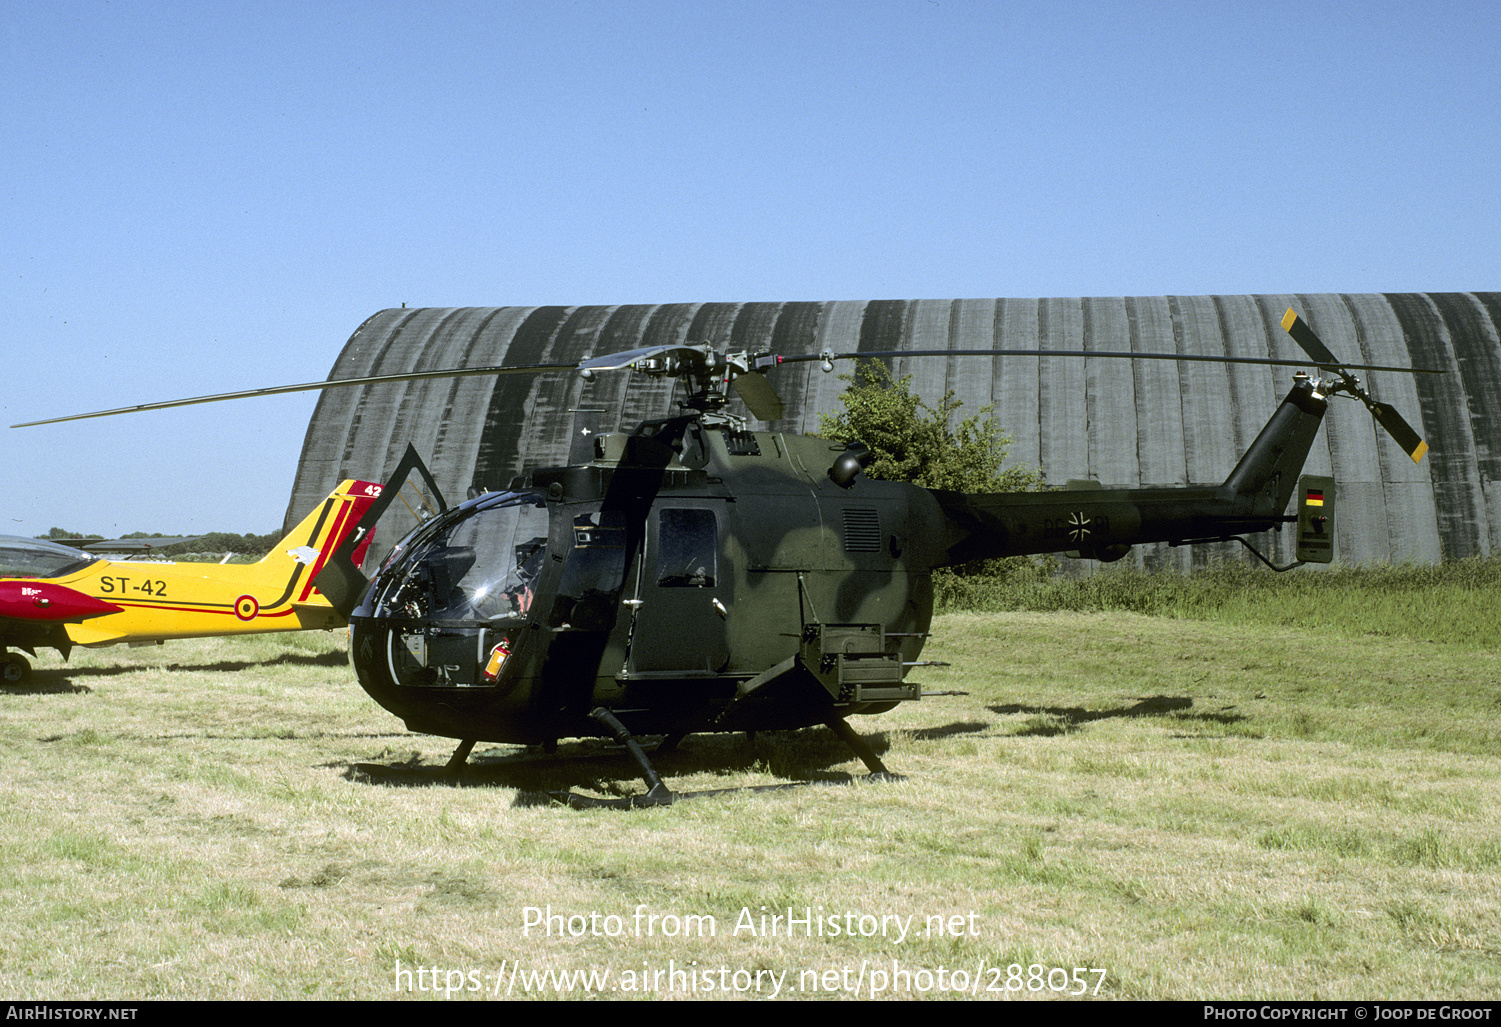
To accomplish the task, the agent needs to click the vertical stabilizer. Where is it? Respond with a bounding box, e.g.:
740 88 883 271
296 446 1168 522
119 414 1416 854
271 480 384 607
1221 381 1328 518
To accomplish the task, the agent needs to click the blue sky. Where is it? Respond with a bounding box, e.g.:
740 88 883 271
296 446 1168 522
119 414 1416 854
5 0 1497 535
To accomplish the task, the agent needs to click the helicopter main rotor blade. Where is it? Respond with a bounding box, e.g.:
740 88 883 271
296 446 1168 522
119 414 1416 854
771 348 1441 375
576 344 699 375
16 319 1441 449
766 324 1438 462
12 361 578 428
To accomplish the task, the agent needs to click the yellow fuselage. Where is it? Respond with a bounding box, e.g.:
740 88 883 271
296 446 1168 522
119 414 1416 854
32 479 378 648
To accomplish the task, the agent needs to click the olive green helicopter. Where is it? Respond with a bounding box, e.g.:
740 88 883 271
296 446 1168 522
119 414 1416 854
16 310 1435 806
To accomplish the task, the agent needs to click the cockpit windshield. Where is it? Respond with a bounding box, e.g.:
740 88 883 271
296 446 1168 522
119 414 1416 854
369 493 548 625
0 536 100 579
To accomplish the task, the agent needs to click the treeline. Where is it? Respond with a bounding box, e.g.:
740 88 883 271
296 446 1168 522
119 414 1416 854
40 528 280 559
164 531 281 559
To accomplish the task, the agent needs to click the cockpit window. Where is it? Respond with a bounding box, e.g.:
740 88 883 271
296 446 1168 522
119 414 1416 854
0 536 99 579
369 494 548 624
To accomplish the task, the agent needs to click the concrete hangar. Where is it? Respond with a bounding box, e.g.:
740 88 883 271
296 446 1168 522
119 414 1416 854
285 293 1500 571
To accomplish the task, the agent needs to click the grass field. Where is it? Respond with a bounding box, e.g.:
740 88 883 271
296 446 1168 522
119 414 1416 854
2 564 1498 1000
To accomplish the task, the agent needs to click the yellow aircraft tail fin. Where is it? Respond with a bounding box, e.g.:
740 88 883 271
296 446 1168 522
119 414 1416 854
267 479 384 608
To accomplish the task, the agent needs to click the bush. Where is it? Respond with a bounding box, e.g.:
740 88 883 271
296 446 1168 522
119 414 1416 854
816 359 1049 586
815 360 1040 494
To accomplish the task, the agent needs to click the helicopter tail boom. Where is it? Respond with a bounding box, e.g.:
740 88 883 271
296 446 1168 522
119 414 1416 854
928 379 1329 566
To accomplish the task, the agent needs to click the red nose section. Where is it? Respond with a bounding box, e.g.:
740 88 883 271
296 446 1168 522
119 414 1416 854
0 581 123 622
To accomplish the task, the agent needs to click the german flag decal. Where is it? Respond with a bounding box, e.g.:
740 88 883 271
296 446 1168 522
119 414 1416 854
1305 489 1324 507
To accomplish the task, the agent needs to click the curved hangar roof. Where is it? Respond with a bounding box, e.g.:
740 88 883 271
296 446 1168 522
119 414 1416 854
288 293 1500 571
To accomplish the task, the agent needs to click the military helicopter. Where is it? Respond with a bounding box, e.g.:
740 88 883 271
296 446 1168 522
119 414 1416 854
17 310 1435 806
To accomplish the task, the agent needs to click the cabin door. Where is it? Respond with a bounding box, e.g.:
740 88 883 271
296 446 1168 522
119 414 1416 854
626 504 731 676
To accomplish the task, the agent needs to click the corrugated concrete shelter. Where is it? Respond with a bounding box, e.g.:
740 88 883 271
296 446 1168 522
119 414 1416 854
287 293 1500 572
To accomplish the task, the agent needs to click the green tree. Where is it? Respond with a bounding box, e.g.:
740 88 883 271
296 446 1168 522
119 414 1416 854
42 528 102 541
816 360 1051 601
815 360 1041 493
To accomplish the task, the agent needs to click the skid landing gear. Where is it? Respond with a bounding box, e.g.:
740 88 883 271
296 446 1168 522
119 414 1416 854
823 714 900 781
429 708 899 808
559 708 675 809
445 738 476 775
553 708 900 809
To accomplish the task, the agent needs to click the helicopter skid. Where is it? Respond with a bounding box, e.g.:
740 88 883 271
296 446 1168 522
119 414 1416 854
553 706 897 808
349 700 903 809
554 772 902 810
349 746 901 809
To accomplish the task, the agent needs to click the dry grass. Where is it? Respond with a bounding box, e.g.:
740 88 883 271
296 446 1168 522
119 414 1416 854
2 614 1497 1000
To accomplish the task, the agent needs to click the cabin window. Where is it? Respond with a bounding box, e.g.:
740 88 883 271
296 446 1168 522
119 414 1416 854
0 537 99 579
655 508 717 588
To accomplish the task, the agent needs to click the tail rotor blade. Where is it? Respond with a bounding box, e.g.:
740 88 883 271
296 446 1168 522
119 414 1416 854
1369 399 1429 463
1282 308 1430 463
1281 308 1341 366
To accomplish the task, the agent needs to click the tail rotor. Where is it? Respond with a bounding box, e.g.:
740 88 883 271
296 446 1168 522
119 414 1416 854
1280 308 1430 463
